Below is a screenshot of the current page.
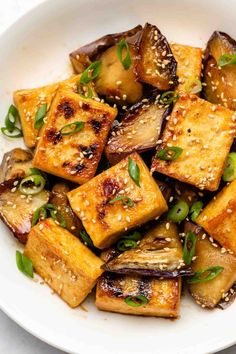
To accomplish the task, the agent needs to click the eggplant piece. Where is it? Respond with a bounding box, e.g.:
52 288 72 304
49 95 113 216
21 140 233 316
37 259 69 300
218 283 236 310
94 44 143 105
104 221 192 278
0 148 33 183
155 179 173 203
105 100 170 165
70 25 142 73
136 23 178 90
101 247 121 263
96 272 181 317
0 178 50 243
185 222 236 309
174 182 199 206
203 31 236 110
50 183 83 237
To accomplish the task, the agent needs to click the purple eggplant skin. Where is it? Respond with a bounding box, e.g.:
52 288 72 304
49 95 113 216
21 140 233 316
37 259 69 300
70 25 142 73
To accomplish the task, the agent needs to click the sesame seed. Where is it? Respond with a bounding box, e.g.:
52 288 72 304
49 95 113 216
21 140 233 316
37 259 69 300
166 222 170 230
126 216 131 222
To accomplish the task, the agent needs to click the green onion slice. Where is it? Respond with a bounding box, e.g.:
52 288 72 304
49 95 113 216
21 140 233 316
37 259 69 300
223 152 236 182
16 250 34 278
31 203 66 228
77 83 93 99
117 38 131 70
31 206 47 227
109 195 134 207
1 127 23 138
5 104 20 131
189 201 203 222
19 175 46 195
156 146 183 161
79 230 96 251
185 78 202 94
188 266 224 284
117 239 137 252
167 200 189 223
218 54 236 67
183 231 197 266
80 61 101 85
160 91 179 105
125 295 148 307
122 231 142 241
128 157 140 187
34 103 47 129
60 121 84 136
28 167 43 176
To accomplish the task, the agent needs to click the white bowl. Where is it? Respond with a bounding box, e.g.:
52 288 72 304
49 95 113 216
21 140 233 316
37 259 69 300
0 0 235 353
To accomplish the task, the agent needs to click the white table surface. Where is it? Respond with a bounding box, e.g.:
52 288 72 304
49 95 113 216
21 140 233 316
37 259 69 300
0 1 235 353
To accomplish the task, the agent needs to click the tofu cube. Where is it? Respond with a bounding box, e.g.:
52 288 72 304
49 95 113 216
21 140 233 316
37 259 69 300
24 218 104 307
13 75 82 148
170 43 202 93
33 89 117 184
152 93 235 191
67 153 168 249
96 273 181 318
196 179 236 254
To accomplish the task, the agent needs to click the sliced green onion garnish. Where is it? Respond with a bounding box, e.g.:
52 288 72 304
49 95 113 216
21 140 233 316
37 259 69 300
31 203 67 228
60 121 84 136
77 83 93 99
156 146 183 161
117 38 131 70
109 195 134 207
80 61 101 85
188 266 224 284
223 152 236 182
167 200 189 223
125 295 148 307
5 104 20 131
117 239 137 252
122 231 142 241
128 157 140 187
79 230 96 251
185 78 202 94
189 201 203 222
160 91 179 105
16 250 34 278
1 127 23 138
218 54 236 67
19 175 46 195
183 231 197 266
34 103 47 129
28 167 43 176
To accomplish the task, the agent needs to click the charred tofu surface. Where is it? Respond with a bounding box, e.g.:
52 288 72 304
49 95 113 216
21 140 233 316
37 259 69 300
96 273 181 318
104 222 190 277
0 178 49 243
170 43 202 93
105 101 169 165
196 179 236 255
33 89 117 184
152 93 235 191
185 223 236 308
24 218 104 307
13 75 81 148
67 153 168 249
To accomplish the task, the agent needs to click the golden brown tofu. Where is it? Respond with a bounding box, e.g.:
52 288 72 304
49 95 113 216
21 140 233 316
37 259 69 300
96 273 181 318
104 222 190 277
67 153 168 249
0 178 49 243
33 89 117 184
24 218 104 307
185 223 236 308
170 43 202 93
13 75 82 148
152 93 235 191
196 179 236 254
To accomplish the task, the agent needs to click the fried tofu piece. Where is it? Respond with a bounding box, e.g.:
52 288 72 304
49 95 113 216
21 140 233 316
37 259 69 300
67 153 168 249
185 223 236 308
196 179 236 254
96 273 181 318
33 89 117 184
0 178 49 243
24 218 104 307
152 93 235 191
13 75 83 148
170 43 202 93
